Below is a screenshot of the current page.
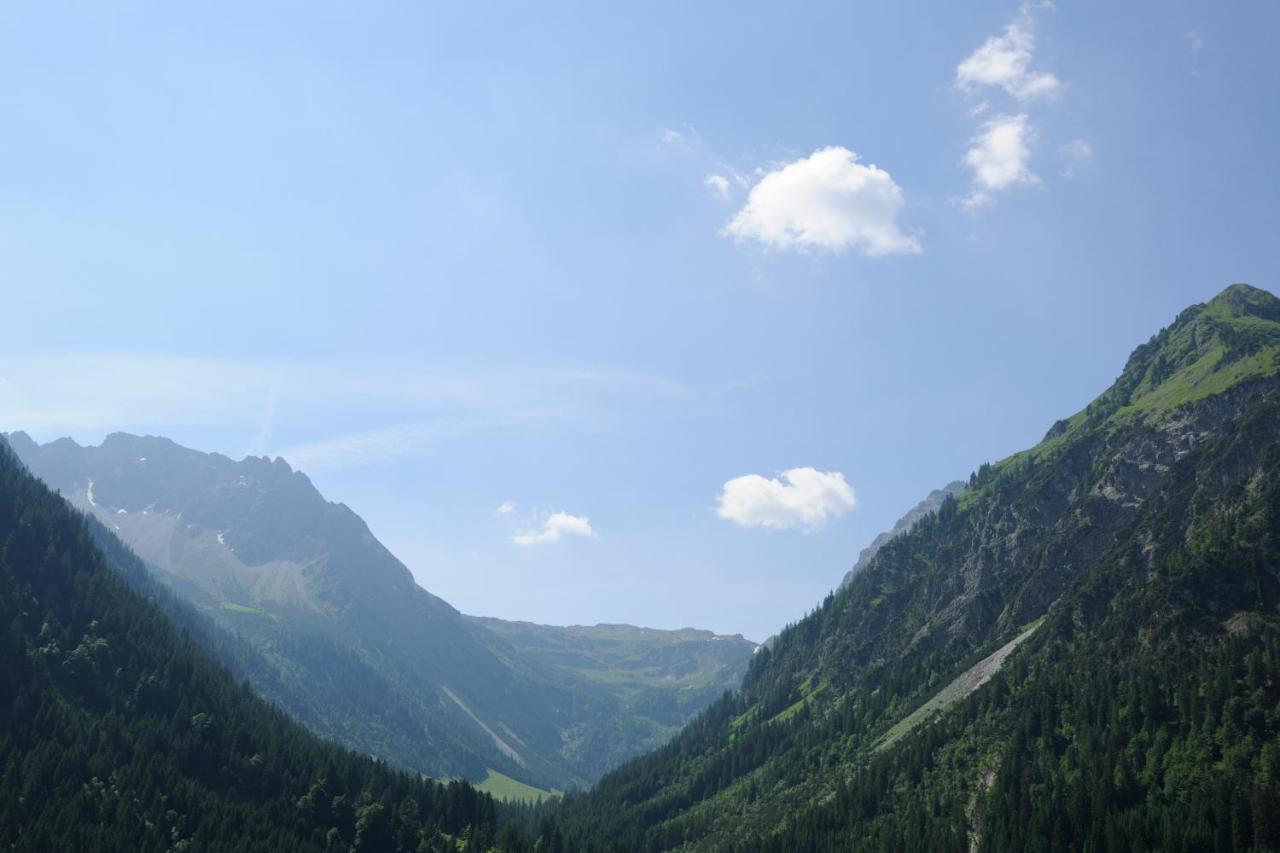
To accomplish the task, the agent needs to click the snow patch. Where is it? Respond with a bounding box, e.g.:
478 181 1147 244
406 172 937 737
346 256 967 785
86 479 96 506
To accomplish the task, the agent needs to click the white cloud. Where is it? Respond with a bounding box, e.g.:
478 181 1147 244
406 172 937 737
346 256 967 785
704 174 731 198
716 467 856 531
495 501 516 517
1186 30 1204 53
661 128 685 145
724 147 920 256
513 512 595 545
955 10 1059 102
963 114 1037 207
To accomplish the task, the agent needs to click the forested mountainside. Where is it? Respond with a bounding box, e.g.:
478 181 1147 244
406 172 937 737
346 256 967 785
838 480 966 590
555 284 1280 852
0 439 517 852
6 431 753 792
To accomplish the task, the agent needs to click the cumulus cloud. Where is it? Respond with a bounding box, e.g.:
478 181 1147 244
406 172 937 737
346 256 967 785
963 114 1037 207
716 467 856 531
955 10 1059 101
704 174 731 198
513 512 595 545
724 147 920 256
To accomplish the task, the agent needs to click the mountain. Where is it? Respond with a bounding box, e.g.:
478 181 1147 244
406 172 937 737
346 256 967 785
0 437 516 852
467 619 759 782
557 284 1280 851
5 431 754 792
839 480 967 589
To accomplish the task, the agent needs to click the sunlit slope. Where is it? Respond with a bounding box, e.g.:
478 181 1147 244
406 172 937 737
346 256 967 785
559 284 1280 852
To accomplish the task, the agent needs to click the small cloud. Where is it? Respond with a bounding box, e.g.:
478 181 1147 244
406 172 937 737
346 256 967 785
1060 139 1092 161
716 467 856 532
963 114 1037 207
1059 138 1093 177
724 147 921 256
495 501 516 517
1186 29 1204 53
704 174 731 199
665 125 706 147
955 9 1060 102
513 511 595 546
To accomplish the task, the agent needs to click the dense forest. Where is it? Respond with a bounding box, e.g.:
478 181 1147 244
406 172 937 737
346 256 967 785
0 439 531 852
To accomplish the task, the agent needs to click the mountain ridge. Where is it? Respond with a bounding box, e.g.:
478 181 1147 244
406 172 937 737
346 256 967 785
0 436 517 852
6 429 755 791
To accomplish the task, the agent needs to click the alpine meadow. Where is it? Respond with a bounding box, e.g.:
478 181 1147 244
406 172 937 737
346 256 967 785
2 2 1280 851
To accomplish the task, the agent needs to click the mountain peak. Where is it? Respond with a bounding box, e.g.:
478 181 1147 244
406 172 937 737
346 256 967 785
1204 282 1280 320
1091 284 1280 420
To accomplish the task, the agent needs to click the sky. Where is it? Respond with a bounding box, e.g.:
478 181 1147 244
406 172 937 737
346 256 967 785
1 1 1278 642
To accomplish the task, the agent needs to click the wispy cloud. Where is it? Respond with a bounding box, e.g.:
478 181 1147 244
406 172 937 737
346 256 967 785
0 352 277 436
245 377 282 457
1059 138 1093 178
955 9 1059 102
0 352 702 472
276 419 476 472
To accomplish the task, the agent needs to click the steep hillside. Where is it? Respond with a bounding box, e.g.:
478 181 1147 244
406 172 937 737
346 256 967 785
0 438 511 852
6 432 754 791
839 480 966 589
558 284 1280 851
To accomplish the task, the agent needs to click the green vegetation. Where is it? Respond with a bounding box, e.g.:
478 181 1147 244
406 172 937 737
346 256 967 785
466 619 756 782
477 770 560 804
551 285 1280 851
0 440 526 852
217 600 282 621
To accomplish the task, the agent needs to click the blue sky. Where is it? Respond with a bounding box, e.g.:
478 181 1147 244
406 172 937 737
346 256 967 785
2 1 1277 641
